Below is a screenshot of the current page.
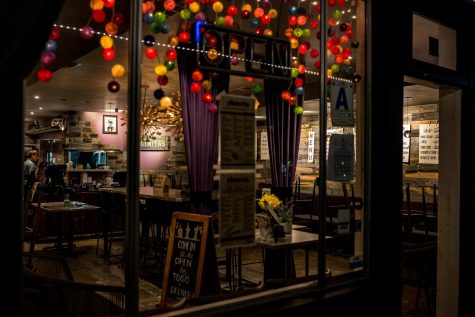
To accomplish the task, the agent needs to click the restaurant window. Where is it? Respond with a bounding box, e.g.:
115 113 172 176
22 0 367 315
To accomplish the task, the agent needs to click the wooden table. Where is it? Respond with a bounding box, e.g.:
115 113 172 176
256 229 329 281
32 201 100 256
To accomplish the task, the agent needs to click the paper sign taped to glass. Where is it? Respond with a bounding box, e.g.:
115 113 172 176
331 81 355 127
327 134 355 182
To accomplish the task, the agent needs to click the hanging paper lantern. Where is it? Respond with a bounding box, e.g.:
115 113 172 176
340 23 348 32
168 35 179 46
161 23 171 34
302 28 311 38
291 59 300 68
113 12 125 25
230 55 239 65
241 10 251 19
295 78 304 87
201 80 212 90
252 84 263 94
102 48 116 61
45 40 57 52
178 31 190 43
150 22 162 33
207 48 219 60
261 14 271 25
346 30 353 39
333 10 342 20
335 55 343 64
154 64 167 76
103 0 115 8
145 47 158 59
189 2 200 13
92 10 106 23
155 11 167 23
268 9 278 19
338 0 347 7
290 38 299 49
180 8 191 20
224 15 234 26
192 70 203 82
80 26 94 39
157 75 169 86
262 0 272 7
195 12 206 21
294 106 304 115
354 74 362 82
142 1 155 13
255 26 264 35
208 104 218 112
250 18 260 27
165 60 175 71
291 68 299 78
41 51 56 66
288 96 297 106
310 49 319 58
297 64 307 74
212 1 224 13
143 35 156 47
227 5 238 16
310 19 318 29
288 6 298 16
100 35 114 49
351 40 360 48
164 0 176 11
314 60 321 69
346 67 354 75
165 49 177 60
253 8 264 18
297 15 307 26
340 35 349 44
263 29 273 36
190 82 201 94
48 26 60 41
111 64 125 78
105 22 118 35
284 28 293 38
153 88 165 100
295 87 304 95
331 64 341 73
289 16 297 26
298 44 308 55
281 91 291 101
160 96 173 108
329 0 337 7
242 3 252 12
107 80 120 92
202 92 213 103
90 0 104 10
37 69 52 82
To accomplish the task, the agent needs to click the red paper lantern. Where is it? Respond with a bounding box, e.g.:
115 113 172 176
208 104 218 112
309 49 319 58
192 70 203 82
297 64 306 74
202 92 213 103
107 80 120 92
102 48 116 61
166 49 177 60
281 91 291 101
295 78 304 87
190 82 201 94
48 26 60 41
145 47 157 59
314 60 321 69
298 44 308 55
103 0 115 8
157 75 169 86
178 31 190 43
92 10 106 23
113 12 125 25
227 5 238 16
261 14 271 25
37 69 52 82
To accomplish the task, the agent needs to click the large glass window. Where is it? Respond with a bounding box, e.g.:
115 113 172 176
22 0 367 314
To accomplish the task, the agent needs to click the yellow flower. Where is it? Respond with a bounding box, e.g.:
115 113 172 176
258 193 281 210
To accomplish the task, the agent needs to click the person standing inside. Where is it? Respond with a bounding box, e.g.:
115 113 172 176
24 149 39 190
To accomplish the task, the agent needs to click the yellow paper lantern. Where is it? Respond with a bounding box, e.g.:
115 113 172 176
168 35 179 47
207 48 219 60
100 35 114 49
111 64 125 78
90 0 104 10
160 96 173 108
154 64 167 76
263 29 273 37
212 1 223 13
105 22 118 35
201 80 212 90
268 9 278 19
241 4 252 12
188 1 200 13
290 38 299 49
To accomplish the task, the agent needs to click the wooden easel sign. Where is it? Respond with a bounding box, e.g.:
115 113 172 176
160 212 219 307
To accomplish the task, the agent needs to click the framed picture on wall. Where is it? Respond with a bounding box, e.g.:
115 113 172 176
103 115 118 134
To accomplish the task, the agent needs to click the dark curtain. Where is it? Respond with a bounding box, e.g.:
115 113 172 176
177 49 229 214
265 79 302 202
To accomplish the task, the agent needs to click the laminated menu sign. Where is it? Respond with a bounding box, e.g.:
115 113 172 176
219 171 256 248
260 132 269 160
327 134 355 181
161 212 219 306
153 174 169 196
219 94 256 166
330 81 355 127
419 123 439 164
308 130 315 163
402 124 411 164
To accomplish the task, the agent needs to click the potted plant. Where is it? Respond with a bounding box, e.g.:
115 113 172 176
276 201 294 234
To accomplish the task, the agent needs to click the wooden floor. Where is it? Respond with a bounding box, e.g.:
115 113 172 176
28 238 433 316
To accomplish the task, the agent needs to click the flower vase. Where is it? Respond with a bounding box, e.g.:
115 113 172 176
281 221 292 234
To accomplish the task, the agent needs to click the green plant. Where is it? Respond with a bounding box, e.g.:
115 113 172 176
276 201 293 223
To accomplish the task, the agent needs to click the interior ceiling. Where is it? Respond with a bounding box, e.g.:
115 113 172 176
24 1 441 121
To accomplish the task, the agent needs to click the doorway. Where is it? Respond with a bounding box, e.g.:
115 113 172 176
401 75 461 316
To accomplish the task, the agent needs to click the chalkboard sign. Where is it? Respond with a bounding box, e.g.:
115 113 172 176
160 212 220 306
